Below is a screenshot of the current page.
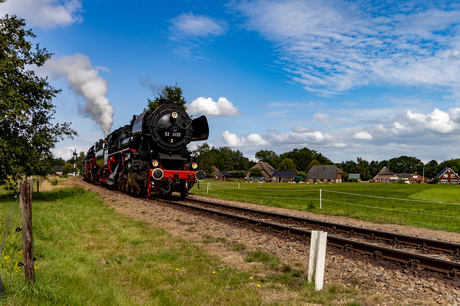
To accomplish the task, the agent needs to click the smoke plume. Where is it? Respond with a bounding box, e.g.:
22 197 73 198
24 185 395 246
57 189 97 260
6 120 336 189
45 53 114 136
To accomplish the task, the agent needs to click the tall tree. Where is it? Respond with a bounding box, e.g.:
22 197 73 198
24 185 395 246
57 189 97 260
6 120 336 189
194 143 214 176
0 12 76 184
438 159 460 174
277 158 297 172
255 150 280 169
356 157 372 180
423 160 439 178
388 156 423 174
280 147 332 172
147 84 187 111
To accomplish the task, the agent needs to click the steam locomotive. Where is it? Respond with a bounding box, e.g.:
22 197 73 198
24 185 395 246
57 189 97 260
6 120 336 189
82 99 209 197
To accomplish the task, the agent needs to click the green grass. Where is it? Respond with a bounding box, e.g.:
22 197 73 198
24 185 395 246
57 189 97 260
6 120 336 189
192 180 460 232
0 186 367 305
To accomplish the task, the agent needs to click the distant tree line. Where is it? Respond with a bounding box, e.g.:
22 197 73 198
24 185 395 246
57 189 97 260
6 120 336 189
194 143 459 180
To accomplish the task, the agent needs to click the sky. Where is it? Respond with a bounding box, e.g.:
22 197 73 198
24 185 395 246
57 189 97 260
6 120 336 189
2 0 460 164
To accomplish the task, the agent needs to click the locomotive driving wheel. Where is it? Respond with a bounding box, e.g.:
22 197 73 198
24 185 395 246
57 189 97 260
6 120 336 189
180 180 188 198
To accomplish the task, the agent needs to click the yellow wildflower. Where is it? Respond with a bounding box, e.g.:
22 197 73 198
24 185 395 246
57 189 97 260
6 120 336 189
4 255 9 260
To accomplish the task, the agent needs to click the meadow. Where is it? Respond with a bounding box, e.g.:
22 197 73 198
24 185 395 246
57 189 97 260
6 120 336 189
192 180 460 233
0 180 368 305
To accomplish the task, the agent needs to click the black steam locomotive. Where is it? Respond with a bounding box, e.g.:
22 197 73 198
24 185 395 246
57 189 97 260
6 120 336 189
82 100 209 197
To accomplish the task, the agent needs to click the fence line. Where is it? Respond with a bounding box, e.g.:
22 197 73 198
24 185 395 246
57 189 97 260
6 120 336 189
203 183 459 220
207 187 319 200
322 189 460 206
209 183 319 192
322 198 460 219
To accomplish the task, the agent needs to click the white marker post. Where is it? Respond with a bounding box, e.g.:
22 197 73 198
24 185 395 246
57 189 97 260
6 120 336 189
307 230 328 291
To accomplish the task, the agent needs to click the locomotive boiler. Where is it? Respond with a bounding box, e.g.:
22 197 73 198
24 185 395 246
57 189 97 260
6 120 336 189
82 99 209 197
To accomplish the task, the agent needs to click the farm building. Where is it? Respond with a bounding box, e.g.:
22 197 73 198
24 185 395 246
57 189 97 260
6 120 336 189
214 172 232 181
435 167 460 184
348 173 361 182
246 161 276 181
271 171 297 183
373 167 398 183
306 165 342 183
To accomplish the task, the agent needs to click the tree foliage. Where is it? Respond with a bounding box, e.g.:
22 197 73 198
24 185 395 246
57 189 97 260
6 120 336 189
195 144 253 175
277 158 297 172
0 13 77 184
194 143 214 177
255 150 280 169
147 85 187 111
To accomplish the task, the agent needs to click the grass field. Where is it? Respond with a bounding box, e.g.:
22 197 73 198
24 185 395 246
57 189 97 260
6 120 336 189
192 180 460 232
0 180 371 305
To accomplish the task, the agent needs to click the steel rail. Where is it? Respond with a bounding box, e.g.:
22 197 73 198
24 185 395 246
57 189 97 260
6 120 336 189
187 197 460 255
162 198 460 277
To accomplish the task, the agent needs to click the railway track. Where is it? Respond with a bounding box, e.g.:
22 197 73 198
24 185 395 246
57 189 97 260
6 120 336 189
158 196 460 279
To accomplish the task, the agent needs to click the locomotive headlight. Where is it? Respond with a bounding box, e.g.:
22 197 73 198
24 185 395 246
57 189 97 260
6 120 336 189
152 160 159 168
191 162 198 170
171 112 178 119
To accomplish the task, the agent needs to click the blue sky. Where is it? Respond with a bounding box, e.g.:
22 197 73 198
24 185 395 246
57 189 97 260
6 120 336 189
2 0 460 164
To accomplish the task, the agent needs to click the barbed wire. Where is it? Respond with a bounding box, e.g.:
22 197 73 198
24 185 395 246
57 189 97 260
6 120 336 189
0 193 20 256
206 187 320 200
322 198 460 219
205 184 459 220
322 189 460 206
208 183 319 192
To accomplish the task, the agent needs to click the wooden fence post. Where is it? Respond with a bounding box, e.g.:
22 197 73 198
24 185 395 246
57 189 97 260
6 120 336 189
19 176 35 284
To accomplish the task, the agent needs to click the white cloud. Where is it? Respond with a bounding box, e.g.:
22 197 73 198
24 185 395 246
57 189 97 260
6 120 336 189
0 0 82 29
42 54 114 136
353 131 373 140
314 113 349 125
222 131 269 147
406 108 458 134
188 97 241 117
169 13 227 41
219 106 460 163
53 145 87 161
235 0 460 95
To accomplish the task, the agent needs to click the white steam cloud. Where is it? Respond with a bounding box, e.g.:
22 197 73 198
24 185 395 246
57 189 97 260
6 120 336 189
45 54 114 135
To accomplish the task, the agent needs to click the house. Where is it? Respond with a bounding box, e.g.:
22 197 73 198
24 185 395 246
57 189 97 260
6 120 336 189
373 167 398 183
271 171 297 183
246 161 276 181
396 173 412 183
410 173 427 183
435 167 460 184
306 165 343 184
214 172 233 181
